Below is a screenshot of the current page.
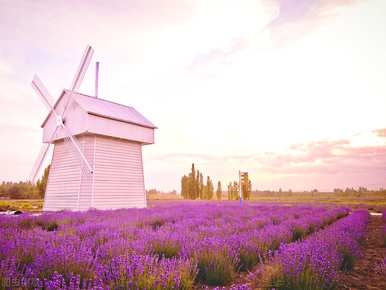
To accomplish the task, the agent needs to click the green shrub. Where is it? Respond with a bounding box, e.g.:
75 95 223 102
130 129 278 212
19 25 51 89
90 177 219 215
152 240 181 258
238 247 259 272
270 266 335 290
149 218 165 230
18 218 36 229
36 220 59 231
195 249 236 286
272 217 281 225
292 226 306 241
340 248 355 272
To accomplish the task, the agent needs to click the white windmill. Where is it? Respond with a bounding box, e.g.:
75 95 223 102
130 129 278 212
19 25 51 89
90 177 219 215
30 45 156 211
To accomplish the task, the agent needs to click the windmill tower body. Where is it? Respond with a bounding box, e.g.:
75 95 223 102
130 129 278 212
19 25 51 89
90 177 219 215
29 46 156 211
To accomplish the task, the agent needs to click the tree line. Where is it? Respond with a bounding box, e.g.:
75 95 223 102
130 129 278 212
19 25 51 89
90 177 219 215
181 163 223 200
180 163 252 201
0 166 50 199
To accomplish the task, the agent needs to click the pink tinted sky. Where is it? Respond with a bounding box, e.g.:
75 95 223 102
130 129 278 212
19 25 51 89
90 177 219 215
0 0 386 191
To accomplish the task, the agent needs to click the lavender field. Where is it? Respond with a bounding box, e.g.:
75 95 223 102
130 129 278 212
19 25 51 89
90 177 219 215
0 203 369 289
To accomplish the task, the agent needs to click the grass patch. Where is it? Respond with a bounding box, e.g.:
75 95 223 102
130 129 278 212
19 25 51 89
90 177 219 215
0 199 43 212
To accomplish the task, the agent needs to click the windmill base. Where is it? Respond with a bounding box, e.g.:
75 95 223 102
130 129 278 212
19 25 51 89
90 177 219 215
43 134 147 211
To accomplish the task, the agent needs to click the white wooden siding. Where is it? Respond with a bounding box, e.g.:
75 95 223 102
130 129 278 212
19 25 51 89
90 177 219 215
87 114 154 144
44 139 82 211
78 135 95 210
93 136 146 209
44 134 147 211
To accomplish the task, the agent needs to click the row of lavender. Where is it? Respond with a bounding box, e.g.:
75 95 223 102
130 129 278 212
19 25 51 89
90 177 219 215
0 203 348 288
246 209 369 289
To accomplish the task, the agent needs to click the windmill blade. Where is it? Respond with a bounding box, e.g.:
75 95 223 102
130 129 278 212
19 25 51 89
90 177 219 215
61 124 93 174
32 75 55 111
29 126 59 183
70 45 94 92
29 143 51 184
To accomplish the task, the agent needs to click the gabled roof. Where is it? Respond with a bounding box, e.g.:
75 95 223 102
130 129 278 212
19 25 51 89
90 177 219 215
41 90 157 129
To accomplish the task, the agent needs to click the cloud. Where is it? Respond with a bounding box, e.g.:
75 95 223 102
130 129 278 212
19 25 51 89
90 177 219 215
267 0 359 27
265 0 360 45
157 130 386 180
255 137 386 176
188 38 249 71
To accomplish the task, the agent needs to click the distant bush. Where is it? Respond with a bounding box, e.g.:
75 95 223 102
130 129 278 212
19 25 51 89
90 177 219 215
0 181 40 199
0 165 50 199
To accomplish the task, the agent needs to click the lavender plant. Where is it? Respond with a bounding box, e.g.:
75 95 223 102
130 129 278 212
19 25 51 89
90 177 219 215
266 210 369 290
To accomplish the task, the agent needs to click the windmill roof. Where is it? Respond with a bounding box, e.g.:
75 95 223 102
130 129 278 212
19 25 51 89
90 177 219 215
41 90 157 129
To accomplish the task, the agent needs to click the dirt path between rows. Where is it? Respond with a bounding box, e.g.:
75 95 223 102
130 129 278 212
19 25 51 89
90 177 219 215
337 215 386 290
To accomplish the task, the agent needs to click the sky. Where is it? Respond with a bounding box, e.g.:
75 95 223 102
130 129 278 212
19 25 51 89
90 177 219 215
0 0 386 192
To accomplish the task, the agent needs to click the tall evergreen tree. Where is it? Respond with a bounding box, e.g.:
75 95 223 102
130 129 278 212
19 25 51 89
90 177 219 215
180 175 189 199
241 176 252 200
227 182 232 200
233 181 239 200
36 165 50 198
206 176 214 200
196 170 200 199
180 163 216 200
199 173 204 199
216 181 222 201
190 163 197 199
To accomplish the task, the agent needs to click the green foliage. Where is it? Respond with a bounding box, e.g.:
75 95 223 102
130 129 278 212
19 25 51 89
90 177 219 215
0 165 50 200
152 240 181 258
36 220 59 232
205 176 214 200
0 200 43 212
17 217 59 231
180 163 216 200
19 217 36 229
291 226 306 241
272 217 281 225
384 231 386 248
108 256 196 290
0 181 39 199
227 181 239 200
195 249 236 286
148 218 165 230
241 178 252 200
36 165 50 198
238 247 259 272
340 248 355 272
216 181 222 201
269 266 336 290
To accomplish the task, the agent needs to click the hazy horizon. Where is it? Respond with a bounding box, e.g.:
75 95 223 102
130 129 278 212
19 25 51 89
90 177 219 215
1 0 386 192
